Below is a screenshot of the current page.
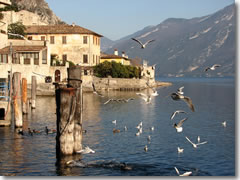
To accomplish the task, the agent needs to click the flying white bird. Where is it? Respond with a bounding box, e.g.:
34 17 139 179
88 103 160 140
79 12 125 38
170 110 187 120
174 167 192 176
177 86 184 95
173 118 188 133
177 147 184 153
171 93 195 112
92 82 104 97
76 146 95 154
131 38 155 49
151 89 159 96
185 136 207 148
112 120 117 125
197 136 201 143
136 122 143 129
136 92 151 104
205 64 221 72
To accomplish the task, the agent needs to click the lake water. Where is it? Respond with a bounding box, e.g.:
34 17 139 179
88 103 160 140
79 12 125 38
0 77 235 176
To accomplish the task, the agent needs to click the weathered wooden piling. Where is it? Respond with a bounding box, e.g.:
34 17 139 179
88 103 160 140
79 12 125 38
12 72 23 128
56 88 78 155
22 78 28 114
31 76 37 109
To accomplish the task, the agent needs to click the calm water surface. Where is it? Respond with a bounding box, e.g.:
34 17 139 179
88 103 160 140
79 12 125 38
0 77 235 176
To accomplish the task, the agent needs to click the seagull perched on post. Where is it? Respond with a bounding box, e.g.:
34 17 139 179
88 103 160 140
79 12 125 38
205 64 221 72
131 38 155 49
171 93 195 112
170 110 187 120
173 118 188 132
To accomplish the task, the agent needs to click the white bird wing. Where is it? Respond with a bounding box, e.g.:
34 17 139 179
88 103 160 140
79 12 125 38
177 86 184 92
131 38 143 46
174 167 180 175
170 111 177 120
181 171 192 176
185 136 195 146
196 141 208 145
144 39 155 46
104 99 112 105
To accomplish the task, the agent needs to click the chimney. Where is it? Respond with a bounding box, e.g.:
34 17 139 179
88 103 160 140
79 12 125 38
114 49 118 56
72 22 75 27
122 51 125 58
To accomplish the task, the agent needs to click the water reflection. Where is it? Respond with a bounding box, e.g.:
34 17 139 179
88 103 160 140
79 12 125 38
0 78 235 176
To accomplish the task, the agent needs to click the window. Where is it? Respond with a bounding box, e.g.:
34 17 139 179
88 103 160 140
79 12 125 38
83 36 88 44
0 54 8 63
83 54 88 63
50 36 55 44
41 36 45 41
93 36 95 44
34 52 39 65
84 70 88 75
93 55 95 64
62 36 67 44
42 49 47 64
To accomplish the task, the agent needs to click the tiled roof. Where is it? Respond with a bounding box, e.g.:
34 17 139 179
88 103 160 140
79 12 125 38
25 24 103 37
0 46 47 54
101 53 130 60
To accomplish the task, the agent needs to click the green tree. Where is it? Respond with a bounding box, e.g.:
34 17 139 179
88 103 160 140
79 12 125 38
8 22 26 39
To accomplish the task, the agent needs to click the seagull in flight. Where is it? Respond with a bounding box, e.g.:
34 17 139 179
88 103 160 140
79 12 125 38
173 118 188 132
131 38 155 49
185 136 207 148
205 64 221 72
174 167 192 176
92 82 104 97
76 146 95 154
177 86 184 95
136 92 151 104
171 93 195 112
170 110 187 120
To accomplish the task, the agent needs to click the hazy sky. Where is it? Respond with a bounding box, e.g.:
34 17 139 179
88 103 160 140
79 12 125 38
45 0 235 40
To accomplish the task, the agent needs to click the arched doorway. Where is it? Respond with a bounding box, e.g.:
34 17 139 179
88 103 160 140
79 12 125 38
55 70 61 82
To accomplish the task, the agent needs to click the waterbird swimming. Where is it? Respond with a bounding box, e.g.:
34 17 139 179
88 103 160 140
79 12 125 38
112 120 117 125
185 136 207 148
222 121 227 127
144 145 148 152
147 135 151 142
136 122 143 130
171 93 195 112
174 167 192 176
135 131 141 136
205 64 221 72
173 117 188 133
124 126 128 131
76 146 95 154
170 110 187 120
177 147 184 153
150 126 154 131
113 128 120 133
131 38 155 49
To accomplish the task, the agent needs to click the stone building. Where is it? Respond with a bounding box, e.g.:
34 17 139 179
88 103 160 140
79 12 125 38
100 49 131 66
25 24 103 67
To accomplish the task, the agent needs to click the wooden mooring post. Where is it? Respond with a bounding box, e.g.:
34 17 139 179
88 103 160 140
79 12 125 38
12 72 22 128
31 76 37 109
56 67 83 157
22 78 28 114
56 87 83 156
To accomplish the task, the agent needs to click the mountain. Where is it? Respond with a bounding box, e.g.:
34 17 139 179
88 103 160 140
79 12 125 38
104 4 235 77
100 37 115 52
11 0 63 24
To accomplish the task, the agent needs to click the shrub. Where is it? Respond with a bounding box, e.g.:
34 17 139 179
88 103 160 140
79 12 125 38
94 61 140 79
